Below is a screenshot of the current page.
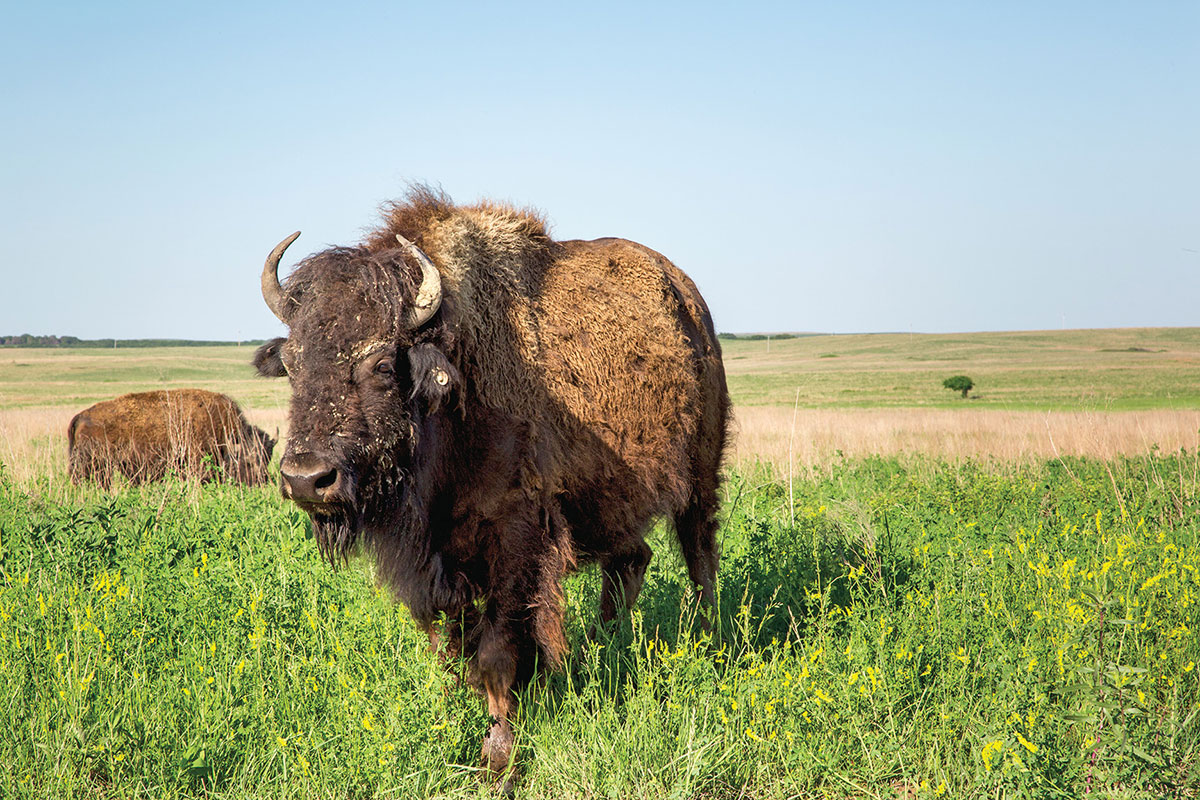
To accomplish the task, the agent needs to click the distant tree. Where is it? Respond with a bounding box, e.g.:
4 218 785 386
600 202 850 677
942 375 974 398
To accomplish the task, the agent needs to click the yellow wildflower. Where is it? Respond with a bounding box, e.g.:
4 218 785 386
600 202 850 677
981 740 1003 770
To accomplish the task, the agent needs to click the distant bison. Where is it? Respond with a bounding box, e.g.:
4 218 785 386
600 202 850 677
255 187 730 779
68 389 275 486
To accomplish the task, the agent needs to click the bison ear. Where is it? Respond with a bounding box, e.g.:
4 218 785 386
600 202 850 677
408 343 459 412
253 337 287 378
261 428 277 459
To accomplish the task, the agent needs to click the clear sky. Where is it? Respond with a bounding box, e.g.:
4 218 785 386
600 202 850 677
3 1 1196 340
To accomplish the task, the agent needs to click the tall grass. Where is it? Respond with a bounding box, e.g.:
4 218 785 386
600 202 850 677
2 455 1197 798
8 403 1198 494
734 407 1200 474
0 408 76 495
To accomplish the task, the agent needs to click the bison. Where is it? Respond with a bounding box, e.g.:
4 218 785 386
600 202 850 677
254 186 730 779
68 388 275 487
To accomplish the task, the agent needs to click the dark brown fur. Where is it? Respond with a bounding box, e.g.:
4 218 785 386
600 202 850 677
68 389 275 487
255 187 730 778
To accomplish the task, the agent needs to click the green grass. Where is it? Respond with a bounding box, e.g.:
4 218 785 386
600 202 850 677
2 456 1197 798
4 327 1200 413
721 327 1200 410
3 329 1199 796
0 347 288 411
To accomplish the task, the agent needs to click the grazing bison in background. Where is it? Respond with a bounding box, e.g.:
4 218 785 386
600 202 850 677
68 389 275 487
254 186 730 779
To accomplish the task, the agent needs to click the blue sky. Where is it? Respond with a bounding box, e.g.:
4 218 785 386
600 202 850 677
2 1 1196 340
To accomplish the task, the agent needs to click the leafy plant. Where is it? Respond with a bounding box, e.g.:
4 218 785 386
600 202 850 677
1 456 1198 797
942 374 975 398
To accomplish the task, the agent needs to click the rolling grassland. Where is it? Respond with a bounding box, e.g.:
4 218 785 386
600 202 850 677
721 327 1200 411
1 329 1198 797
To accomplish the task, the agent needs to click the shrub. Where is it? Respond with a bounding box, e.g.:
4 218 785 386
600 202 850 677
942 375 974 398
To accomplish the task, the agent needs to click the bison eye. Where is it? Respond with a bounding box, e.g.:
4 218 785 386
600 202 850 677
374 359 395 376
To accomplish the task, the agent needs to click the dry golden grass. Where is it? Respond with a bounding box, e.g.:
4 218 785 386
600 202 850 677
0 407 77 490
732 406 1200 472
8 401 1196 490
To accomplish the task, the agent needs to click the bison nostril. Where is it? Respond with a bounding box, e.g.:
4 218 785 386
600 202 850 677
281 454 341 504
314 469 338 493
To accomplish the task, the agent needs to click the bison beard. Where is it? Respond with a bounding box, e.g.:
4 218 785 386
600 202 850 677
254 186 730 785
308 511 359 565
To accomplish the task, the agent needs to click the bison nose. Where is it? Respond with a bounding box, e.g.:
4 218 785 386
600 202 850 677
280 453 341 504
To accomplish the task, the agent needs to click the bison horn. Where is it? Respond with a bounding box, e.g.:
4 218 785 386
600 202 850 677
262 231 301 323
395 234 443 328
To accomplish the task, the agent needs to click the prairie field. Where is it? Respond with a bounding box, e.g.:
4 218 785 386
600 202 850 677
732 407 1200 475
1 329 1198 798
721 327 1200 411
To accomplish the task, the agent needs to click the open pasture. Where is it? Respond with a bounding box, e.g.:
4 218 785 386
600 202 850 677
0 346 290 412
733 407 1200 475
4 329 1200 481
1 329 1198 797
722 327 1200 411
2 457 1197 798
5 327 1200 415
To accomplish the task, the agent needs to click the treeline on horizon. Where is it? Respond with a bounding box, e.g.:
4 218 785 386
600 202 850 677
0 334 268 348
717 332 811 341
8 332 815 347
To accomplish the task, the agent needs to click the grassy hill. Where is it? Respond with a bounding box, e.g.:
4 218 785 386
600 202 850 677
721 327 1200 410
3 328 1199 413
0 346 287 411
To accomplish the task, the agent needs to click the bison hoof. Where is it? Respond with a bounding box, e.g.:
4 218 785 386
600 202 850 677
480 718 515 777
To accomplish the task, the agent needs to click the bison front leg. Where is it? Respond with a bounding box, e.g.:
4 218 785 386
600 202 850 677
476 621 518 780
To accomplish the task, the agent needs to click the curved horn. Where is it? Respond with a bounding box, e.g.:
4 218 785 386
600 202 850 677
262 231 301 323
395 234 443 328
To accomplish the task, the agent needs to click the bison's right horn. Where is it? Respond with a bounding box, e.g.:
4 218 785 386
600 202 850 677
395 234 443 329
262 231 300 323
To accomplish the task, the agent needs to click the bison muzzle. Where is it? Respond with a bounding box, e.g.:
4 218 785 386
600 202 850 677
254 187 730 780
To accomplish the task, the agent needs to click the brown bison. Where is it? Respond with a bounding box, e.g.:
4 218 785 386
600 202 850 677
254 186 730 779
68 389 275 487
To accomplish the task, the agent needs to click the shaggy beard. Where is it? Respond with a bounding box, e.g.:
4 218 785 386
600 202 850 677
304 463 472 626
309 509 363 566
306 467 405 566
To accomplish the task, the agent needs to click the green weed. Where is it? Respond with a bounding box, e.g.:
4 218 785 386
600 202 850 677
0 456 1197 797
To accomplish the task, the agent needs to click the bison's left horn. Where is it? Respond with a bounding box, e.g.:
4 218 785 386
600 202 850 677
262 231 301 323
395 234 443 329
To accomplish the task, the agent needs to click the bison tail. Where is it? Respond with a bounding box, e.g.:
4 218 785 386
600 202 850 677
66 413 81 450
66 413 90 485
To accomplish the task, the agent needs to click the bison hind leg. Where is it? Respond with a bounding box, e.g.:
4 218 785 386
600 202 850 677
674 488 720 631
596 538 653 631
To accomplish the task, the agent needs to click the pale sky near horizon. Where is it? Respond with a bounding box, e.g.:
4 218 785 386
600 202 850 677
2 1 1197 341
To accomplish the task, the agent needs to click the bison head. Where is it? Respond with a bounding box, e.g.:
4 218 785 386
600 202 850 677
255 232 459 564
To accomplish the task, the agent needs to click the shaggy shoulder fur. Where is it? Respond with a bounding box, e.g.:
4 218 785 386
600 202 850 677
362 187 717 513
